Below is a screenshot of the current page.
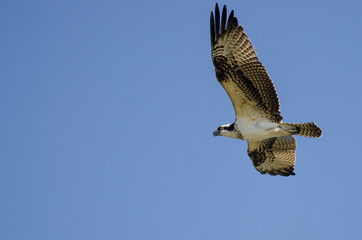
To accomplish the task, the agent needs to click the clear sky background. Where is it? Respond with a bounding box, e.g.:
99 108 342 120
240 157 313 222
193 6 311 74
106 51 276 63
1 0 362 239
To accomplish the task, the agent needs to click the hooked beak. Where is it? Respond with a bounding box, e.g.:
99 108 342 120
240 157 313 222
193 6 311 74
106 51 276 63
213 129 220 136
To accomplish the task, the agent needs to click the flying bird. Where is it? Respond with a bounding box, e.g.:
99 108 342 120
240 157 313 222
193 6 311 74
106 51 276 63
210 3 322 176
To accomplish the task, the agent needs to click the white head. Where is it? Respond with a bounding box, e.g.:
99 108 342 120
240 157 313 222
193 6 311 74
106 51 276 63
213 123 242 139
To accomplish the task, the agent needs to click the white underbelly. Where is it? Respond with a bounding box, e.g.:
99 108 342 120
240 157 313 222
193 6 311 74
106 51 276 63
235 118 284 141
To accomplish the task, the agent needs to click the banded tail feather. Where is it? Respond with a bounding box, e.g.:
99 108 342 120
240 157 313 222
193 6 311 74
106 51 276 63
281 122 322 138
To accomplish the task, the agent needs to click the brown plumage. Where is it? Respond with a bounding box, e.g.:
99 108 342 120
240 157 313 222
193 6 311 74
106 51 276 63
211 3 282 122
210 4 322 176
248 136 297 176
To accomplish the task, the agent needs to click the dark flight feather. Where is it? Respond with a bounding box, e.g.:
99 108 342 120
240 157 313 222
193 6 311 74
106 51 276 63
247 136 297 176
210 4 282 122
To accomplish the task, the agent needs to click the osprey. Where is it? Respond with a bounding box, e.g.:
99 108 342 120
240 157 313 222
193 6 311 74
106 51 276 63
210 4 322 176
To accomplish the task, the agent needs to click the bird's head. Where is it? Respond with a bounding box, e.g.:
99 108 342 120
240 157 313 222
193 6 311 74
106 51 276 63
213 123 240 139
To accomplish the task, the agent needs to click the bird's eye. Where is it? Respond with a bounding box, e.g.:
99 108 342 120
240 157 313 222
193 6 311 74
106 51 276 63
218 127 222 130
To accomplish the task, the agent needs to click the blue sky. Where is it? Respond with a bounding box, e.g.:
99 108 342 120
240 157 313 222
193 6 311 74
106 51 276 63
1 0 362 239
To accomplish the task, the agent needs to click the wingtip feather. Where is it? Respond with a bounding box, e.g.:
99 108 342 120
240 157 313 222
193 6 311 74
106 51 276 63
220 5 227 34
215 3 220 36
227 10 234 30
210 11 215 48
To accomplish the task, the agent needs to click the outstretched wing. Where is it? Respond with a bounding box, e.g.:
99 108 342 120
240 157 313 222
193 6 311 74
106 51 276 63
210 4 282 122
247 136 297 176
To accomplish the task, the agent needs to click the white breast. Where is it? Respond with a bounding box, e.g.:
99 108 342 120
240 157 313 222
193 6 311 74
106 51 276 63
235 104 283 141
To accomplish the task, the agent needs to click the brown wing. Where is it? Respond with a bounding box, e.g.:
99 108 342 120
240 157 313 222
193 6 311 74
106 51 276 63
247 136 297 176
210 4 282 122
